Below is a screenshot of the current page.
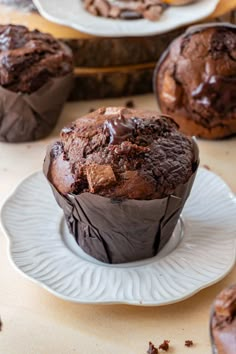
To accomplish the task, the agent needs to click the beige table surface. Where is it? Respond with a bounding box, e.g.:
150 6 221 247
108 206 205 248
0 94 236 354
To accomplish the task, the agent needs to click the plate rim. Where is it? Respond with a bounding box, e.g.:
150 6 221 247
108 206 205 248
32 0 220 38
1 168 236 306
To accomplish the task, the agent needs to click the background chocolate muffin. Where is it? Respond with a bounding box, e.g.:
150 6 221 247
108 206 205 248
154 23 236 139
210 284 236 354
0 24 73 142
44 107 199 264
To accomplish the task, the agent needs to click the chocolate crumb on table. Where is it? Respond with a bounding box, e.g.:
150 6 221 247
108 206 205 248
125 100 135 108
159 340 170 351
0 316 2 331
185 340 193 347
147 341 158 354
203 164 211 170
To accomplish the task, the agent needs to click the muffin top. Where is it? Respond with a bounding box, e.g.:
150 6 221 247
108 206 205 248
155 23 236 128
48 107 196 200
0 25 73 93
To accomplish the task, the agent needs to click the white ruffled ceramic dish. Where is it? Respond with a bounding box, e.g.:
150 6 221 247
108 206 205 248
1 167 236 305
33 0 219 37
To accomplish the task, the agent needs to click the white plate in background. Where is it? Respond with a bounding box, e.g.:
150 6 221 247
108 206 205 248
33 0 220 37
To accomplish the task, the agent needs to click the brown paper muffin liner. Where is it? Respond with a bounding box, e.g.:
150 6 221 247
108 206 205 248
43 139 199 264
0 73 73 143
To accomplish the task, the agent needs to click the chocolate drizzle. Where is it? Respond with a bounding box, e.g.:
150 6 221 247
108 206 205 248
104 114 137 144
192 75 236 114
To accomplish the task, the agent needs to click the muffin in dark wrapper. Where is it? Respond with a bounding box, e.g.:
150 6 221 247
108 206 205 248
43 107 199 264
154 23 236 139
0 25 74 142
210 284 236 354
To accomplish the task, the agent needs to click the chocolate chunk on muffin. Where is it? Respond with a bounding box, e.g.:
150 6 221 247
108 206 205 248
44 107 199 263
210 284 236 354
0 24 73 142
154 23 236 139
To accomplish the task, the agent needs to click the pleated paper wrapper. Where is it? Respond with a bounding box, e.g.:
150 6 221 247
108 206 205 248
0 73 73 143
43 139 199 264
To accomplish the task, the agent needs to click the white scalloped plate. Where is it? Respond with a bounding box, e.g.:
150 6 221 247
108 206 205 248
1 168 236 305
33 0 219 37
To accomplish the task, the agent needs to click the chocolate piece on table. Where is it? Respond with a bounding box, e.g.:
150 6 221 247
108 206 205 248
147 342 158 354
185 340 193 347
159 340 170 351
125 100 135 108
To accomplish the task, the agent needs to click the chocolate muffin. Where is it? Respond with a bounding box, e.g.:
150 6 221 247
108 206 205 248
154 23 236 139
44 107 199 263
0 24 73 142
210 284 236 354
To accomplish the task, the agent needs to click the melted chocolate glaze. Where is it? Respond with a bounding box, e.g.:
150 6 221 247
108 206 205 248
103 114 137 145
192 75 236 114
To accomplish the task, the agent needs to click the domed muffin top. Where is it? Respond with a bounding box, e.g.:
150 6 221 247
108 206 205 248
49 107 196 200
0 24 73 93
155 23 236 127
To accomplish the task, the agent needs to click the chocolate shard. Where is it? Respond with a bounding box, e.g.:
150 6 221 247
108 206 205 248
86 164 117 193
159 340 170 351
147 341 158 354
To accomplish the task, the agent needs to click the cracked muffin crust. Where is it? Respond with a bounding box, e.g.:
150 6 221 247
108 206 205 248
0 24 73 93
48 106 196 200
154 23 236 139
